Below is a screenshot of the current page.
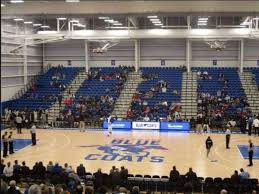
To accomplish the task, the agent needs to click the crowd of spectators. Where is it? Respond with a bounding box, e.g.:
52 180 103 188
196 70 251 132
127 75 182 121
1 160 258 194
55 66 134 128
4 108 48 130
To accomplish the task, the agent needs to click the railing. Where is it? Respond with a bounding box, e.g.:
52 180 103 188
11 64 52 100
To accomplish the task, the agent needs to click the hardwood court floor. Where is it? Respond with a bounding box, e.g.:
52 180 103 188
2 129 259 178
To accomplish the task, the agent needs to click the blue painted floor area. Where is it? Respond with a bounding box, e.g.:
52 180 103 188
1 139 32 151
237 145 259 160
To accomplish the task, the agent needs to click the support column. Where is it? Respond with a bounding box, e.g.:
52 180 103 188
187 16 191 29
84 40 89 73
240 39 244 73
42 43 45 71
186 39 191 73
134 39 140 72
23 39 28 84
57 19 60 32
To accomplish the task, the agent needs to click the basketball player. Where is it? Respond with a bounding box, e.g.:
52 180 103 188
107 115 112 136
248 140 254 167
205 136 213 157
225 128 231 149
8 132 14 154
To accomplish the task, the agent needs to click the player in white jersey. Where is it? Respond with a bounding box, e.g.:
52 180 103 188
107 115 112 136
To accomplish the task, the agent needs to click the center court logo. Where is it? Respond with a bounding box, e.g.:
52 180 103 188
80 139 168 163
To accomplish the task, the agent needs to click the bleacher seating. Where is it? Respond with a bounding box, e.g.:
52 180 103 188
245 67 259 85
129 67 183 120
3 67 81 111
194 67 247 119
63 67 133 119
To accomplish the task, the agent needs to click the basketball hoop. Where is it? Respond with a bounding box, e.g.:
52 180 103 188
205 40 227 51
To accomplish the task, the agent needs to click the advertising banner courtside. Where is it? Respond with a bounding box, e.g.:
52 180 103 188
103 121 190 131
103 121 131 129
132 122 160 130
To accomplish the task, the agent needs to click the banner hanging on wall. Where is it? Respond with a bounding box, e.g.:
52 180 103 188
161 59 165 66
111 60 115 66
257 60 259 66
213 59 217 66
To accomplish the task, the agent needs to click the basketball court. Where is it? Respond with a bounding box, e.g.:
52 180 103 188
2 128 259 178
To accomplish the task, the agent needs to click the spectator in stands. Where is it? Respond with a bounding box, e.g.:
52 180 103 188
190 117 196 130
46 161 54 173
28 184 41 194
93 168 103 189
111 168 121 187
52 163 62 174
3 162 13 181
120 166 128 182
196 112 203 134
1 159 6 175
185 168 197 182
20 161 30 177
0 179 8 194
220 189 228 194
169 166 180 182
252 115 259 136
131 186 140 194
8 180 21 194
76 164 86 177
239 168 250 180
230 170 240 184
13 160 21 175
64 163 73 174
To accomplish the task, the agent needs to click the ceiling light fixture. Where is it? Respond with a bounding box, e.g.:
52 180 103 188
41 25 50 28
1 3 5 7
152 21 162 24
24 21 33 24
104 19 115 23
113 23 123 26
13 18 24 21
147 16 158 19
198 18 209 21
65 0 80 2
33 23 42 27
57 17 67 20
150 18 160 22
10 0 24 3
99 17 109 20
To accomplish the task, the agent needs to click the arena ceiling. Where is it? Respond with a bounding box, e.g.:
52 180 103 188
1 1 259 16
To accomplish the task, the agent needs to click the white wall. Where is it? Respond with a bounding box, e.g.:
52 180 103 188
244 39 259 67
1 20 43 102
45 38 259 69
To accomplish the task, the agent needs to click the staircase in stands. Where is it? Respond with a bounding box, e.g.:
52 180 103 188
181 72 198 120
112 71 143 119
48 70 88 125
239 72 259 115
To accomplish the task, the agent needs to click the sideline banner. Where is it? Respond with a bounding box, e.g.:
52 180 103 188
103 120 131 129
160 122 190 131
132 122 160 130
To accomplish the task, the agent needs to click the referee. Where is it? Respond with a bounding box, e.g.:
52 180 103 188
225 128 231 149
2 132 9 157
248 140 254 167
